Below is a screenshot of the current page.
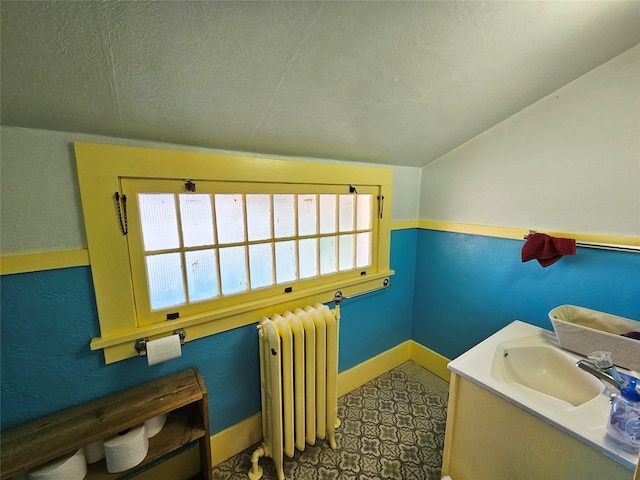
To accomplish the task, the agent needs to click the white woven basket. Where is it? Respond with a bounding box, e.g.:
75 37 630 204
549 305 640 372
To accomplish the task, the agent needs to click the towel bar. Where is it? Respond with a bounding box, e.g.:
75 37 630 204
334 278 391 304
524 230 639 253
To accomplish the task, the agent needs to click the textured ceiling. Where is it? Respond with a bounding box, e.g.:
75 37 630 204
1 1 639 168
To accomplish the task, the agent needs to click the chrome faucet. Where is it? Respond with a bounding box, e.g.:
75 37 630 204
575 351 621 391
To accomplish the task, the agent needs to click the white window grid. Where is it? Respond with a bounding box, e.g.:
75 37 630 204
135 191 374 313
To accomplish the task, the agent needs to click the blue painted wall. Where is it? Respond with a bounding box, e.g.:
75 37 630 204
0 229 416 431
412 229 640 360
0 266 262 433
3 227 637 432
339 228 416 371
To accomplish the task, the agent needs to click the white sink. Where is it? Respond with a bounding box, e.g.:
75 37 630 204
448 321 638 471
491 340 604 406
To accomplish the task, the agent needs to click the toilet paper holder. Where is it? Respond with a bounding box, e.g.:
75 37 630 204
135 329 186 357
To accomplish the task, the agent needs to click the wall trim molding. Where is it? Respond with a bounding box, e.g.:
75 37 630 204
0 249 89 275
409 340 451 382
209 340 450 466
210 413 263 467
417 220 640 247
337 341 412 398
417 220 527 240
4 220 636 275
390 219 420 230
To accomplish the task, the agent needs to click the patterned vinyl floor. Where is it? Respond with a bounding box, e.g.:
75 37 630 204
211 361 450 480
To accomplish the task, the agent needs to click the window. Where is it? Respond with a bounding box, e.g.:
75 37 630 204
124 179 379 325
75 143 393 363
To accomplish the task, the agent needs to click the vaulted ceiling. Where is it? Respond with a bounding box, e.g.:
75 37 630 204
1 1 639 167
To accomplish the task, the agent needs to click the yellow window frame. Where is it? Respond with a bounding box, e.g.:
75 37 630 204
124 179 380 326
75 142 393 364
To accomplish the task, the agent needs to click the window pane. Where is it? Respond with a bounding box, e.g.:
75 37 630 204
339 234 354 271
139 193 180 252
320 236 337 275
356 194 372 231
298 194 317 236
299 238 318 279
179 194 215 247
356 232 372 268
185 249 218 302
249 243 274 289
319 194 336 234
339 194 355 232
246 194 272 241
219 246 248 295
146 253 185 310
275 240 297 284
215 194 245 244
274 194 295 238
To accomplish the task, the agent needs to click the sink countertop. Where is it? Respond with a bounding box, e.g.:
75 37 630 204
447 320 639 470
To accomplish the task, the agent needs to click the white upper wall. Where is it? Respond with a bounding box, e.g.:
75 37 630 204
2 44 636 255
419 45 640 237
0 127 420 255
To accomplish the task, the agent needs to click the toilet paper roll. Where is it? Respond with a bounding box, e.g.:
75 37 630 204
83 439 105 464
144 413 167 438
104 425 149 473
28 448 87 480
146 334 182 366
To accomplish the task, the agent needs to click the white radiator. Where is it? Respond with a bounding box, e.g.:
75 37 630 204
249 303 340 480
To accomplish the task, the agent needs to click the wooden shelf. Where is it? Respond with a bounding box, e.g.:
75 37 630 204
1 368 212 480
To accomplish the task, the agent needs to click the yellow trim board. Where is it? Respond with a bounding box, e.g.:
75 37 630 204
390 219 420 230
337 341 412 397
337 340 451 394
409 340 451 382
93 271 393 364
1 249 90 275
418 220 526 240
417 220 640 247
210 413 263 466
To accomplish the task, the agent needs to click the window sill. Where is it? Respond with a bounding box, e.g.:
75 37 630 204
91 270 394 364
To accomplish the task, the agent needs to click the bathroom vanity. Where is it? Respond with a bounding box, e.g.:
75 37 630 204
441 321 638 480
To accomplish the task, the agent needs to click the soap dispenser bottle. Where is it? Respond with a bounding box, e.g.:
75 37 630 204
607 374 640 451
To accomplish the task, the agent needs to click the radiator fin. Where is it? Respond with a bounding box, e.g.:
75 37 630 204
250 303 340 480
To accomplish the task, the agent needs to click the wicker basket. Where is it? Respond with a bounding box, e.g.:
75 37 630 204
549 305 640 372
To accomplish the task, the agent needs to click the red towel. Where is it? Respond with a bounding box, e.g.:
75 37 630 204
521 233 576 267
